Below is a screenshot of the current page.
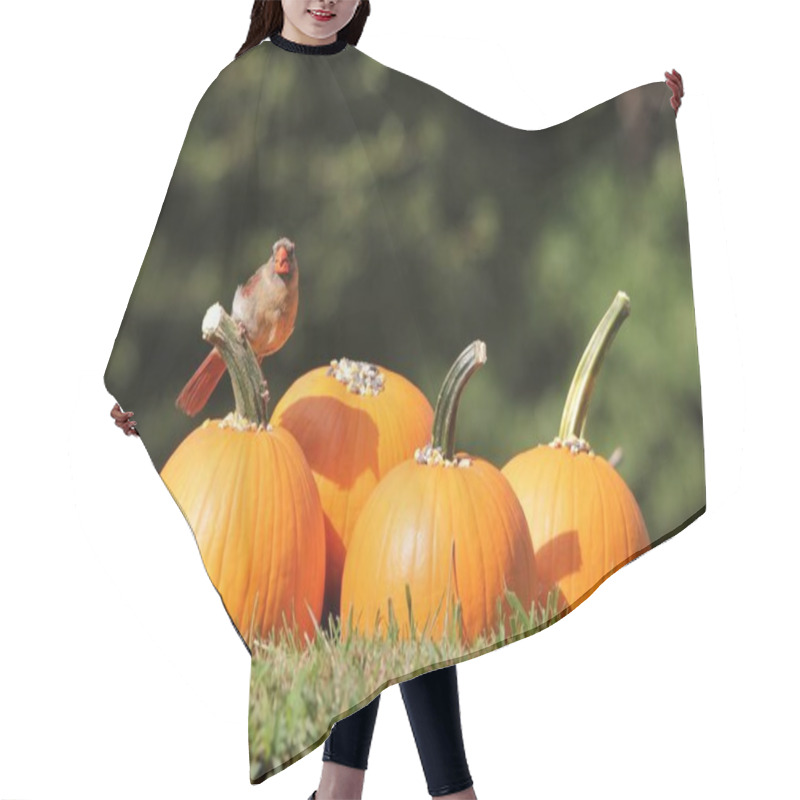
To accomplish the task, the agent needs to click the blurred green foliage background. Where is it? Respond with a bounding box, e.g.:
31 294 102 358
105 43 704 544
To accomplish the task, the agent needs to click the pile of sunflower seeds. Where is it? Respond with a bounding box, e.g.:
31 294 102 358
327 357 386 396
549 435 594 456
414 442 472 468
215 410 271 433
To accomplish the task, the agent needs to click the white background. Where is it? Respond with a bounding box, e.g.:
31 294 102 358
1 1 797 798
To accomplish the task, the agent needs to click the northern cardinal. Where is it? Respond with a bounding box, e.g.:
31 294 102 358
175 236 299 416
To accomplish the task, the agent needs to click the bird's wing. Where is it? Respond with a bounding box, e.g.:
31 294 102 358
232 266 265 320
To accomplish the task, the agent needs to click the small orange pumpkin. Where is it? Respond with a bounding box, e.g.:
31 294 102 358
502 292 650 614
340 342 538 646
161 304 325 649
270 357 433 626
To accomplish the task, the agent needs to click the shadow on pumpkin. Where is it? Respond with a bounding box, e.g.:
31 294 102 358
534 527 581 614
273 395 386 631
275 395 381 487
320 505 345 630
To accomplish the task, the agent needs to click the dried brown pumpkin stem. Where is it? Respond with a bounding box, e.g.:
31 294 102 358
201 303 270 428
431 340 487 461
558 290 630 443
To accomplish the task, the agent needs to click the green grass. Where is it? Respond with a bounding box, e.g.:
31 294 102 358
248 586 564 782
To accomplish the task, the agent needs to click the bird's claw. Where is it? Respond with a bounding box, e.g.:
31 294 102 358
111 402 139 436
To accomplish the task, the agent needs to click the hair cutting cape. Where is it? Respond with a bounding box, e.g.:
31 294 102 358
104 38 705 784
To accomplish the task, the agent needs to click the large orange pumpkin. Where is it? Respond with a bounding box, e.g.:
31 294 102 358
502 292 650 614
340 342 538 647
270 357 433 627
161 304 325 649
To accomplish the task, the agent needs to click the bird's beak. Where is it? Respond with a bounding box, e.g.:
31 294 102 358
275 246 291 274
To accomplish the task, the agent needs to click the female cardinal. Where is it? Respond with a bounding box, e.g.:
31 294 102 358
175 236 299 416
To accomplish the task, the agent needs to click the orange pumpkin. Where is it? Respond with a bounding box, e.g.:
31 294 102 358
340 342 538 646
161 304 325 649
270 357 433 626
502 292 650 614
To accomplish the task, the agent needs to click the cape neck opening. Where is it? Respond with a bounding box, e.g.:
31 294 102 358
268 31 349 55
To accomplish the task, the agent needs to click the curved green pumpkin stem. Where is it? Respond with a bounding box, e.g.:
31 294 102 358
558 291 630 442
201 303 270 428
431 340 487 461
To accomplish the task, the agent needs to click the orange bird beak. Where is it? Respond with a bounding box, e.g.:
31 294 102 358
275 246 291 274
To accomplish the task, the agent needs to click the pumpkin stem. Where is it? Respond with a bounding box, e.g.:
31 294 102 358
558 291 630 443
201 303 270 428
431 341 487 461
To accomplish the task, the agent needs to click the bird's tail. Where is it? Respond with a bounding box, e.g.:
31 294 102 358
175 348 227 417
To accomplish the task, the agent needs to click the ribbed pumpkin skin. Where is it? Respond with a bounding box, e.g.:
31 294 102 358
339 455 538 646
502 445 650 613
270 365 433 624
160 420 325 647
